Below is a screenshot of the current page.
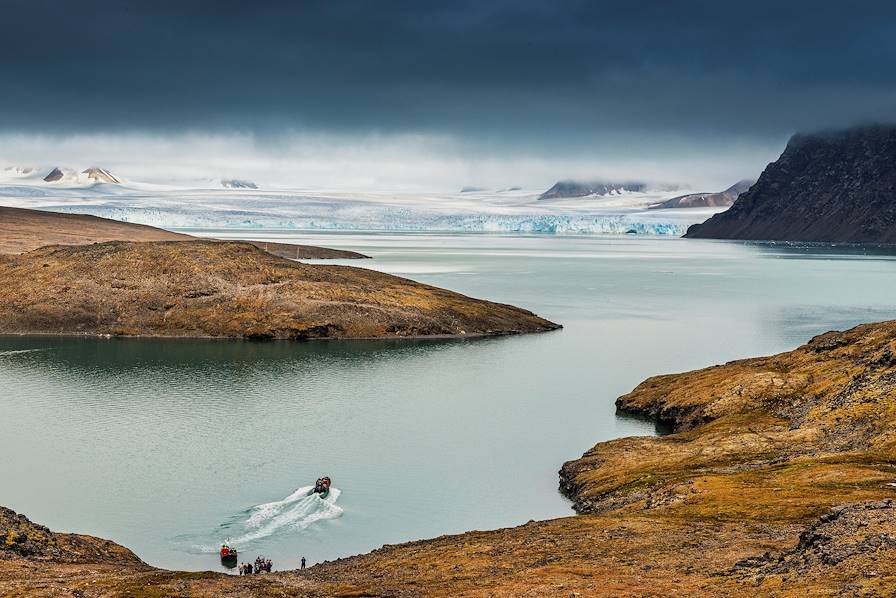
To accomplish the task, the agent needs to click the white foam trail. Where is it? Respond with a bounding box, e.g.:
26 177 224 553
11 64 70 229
226 485 343 546
0 349 45 356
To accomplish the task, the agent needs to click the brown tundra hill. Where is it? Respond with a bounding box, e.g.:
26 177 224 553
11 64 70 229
0 240 559 339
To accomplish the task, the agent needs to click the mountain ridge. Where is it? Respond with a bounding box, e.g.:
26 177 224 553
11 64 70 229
539 179 648 199
686 125 896 242
650 179 753 209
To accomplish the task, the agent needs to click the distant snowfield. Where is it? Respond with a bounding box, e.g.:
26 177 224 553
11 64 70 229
0 174 722 236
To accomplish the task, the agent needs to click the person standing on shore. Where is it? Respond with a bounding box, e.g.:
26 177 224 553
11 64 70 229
301 556 306 569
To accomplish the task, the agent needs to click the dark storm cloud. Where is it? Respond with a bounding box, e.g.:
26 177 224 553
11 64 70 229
2 0 896 143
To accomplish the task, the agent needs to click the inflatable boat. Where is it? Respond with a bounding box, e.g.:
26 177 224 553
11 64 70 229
313 476 331 498
220 545 238 566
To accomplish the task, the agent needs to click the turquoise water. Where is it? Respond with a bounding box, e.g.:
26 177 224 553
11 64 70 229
3 233 896 572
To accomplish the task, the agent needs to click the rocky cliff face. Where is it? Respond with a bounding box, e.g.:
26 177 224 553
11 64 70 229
686 125 896 242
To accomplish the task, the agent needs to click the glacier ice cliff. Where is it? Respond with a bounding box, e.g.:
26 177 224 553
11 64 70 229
0 184 720 236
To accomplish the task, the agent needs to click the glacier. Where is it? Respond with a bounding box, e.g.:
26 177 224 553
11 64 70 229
0 179 722 236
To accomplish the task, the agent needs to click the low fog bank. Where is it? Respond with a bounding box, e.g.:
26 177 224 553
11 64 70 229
0 131 780 193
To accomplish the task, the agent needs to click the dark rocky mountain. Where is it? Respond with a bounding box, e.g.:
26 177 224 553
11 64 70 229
43 167 64 182
686 125 896 242
650 179 753 209
539 180 646 199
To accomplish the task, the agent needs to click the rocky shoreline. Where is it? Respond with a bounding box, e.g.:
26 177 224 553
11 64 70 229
4 320 896 595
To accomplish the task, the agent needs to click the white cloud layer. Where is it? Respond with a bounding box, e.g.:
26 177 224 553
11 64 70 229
0 131 784 192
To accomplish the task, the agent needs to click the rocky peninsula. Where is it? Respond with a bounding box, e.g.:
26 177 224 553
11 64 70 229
4 320 896 595
0 205 557 339
686 125 896 242
0 239 557 339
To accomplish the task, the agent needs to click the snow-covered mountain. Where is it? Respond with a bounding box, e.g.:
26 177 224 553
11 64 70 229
20 166 123 185
82 167 121 184
539 180 649 199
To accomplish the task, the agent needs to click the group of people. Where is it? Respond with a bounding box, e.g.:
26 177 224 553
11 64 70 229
239 556 273 575
313 476 331 494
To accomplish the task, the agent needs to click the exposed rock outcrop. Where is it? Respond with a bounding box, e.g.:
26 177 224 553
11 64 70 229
539 180 647 199
686 125 896 242
221 178 258 189
42 167 64 182
0 507 142 565
651 179 753 209
728 500 896 583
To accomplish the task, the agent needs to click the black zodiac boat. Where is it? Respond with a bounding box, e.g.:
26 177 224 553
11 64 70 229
313 476 331 498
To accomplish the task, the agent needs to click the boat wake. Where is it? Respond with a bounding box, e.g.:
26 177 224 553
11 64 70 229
0 349 45 357
217 486 343 547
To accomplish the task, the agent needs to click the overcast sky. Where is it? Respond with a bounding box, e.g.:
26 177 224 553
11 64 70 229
3 0 895 190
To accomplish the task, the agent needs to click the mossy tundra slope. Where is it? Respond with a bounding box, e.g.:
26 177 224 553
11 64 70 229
0 240 558 339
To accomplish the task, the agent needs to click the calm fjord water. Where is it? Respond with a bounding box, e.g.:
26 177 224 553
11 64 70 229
3 233 896 571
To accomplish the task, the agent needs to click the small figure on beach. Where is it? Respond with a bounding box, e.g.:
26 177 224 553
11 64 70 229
301 556 306 569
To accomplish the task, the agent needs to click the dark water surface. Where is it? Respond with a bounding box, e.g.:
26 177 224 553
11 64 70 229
3 233 896 571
